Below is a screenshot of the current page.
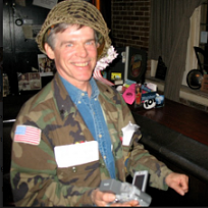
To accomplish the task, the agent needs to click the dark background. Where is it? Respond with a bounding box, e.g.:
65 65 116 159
0 1 2 47
3 0 111 96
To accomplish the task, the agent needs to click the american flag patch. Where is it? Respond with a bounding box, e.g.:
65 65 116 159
14 125 41 145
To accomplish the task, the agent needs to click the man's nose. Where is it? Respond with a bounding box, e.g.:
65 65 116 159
77 44 88 57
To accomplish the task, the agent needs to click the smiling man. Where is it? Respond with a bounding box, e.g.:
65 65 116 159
10 0 189 207
44 24 98 95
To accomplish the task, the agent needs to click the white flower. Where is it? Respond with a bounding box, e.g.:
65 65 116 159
94 46 118 71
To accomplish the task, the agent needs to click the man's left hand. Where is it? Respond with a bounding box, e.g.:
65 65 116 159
165 172 189 196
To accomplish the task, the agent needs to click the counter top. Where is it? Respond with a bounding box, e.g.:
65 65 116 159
130 99 208 183
130 98 208 146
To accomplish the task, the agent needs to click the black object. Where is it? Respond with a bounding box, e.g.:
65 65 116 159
155 56 167 80
186 47 208 90
105 47 147 86
125 46 147 84
194 46 208 74
186 69 203 90
106 47 126 83
15 18 23 26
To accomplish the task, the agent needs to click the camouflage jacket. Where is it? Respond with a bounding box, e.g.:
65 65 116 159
10 73 172 206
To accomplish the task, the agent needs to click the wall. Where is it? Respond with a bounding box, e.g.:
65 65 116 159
111 0 150 50
111 0 151 74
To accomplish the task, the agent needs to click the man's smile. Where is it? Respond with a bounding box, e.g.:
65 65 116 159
73 62 89 67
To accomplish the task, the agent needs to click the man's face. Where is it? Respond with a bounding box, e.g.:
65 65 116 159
45 25 99 88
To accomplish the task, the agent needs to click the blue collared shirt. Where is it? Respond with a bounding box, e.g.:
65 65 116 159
60 75 116 179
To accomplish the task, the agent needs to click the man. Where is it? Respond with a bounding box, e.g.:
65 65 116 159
10 0 188 206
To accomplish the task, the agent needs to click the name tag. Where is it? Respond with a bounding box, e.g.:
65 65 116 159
54 141 99 168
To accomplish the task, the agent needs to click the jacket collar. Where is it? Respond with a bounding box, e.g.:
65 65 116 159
53 73 117 120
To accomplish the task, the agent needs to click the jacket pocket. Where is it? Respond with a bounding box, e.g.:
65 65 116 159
56 160 101 187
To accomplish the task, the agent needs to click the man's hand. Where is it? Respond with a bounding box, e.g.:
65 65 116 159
91 188 140 207
165 172 189 196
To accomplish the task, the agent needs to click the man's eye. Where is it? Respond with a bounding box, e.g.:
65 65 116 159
66 43 73 47
86 41 95 45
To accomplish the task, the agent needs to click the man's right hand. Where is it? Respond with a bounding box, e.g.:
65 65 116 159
91 188 140 207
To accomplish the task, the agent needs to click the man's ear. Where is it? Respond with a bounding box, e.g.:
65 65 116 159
96 42 100 49
44 43 55 60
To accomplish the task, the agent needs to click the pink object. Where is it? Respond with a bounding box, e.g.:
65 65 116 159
122 83 136 104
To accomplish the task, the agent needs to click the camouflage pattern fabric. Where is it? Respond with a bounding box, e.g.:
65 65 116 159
10 73 172 206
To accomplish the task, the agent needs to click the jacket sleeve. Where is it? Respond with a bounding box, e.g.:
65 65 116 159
126 134 173 190
10 123 95 207
118 93 173 191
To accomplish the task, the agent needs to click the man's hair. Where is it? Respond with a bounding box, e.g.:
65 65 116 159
45 23 99 50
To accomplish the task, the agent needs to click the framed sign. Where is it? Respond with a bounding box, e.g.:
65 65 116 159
18 72 42 91
38 54 55 76
124 46 147 84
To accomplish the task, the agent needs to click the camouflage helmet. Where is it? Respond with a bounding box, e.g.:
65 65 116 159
36 0 111 60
